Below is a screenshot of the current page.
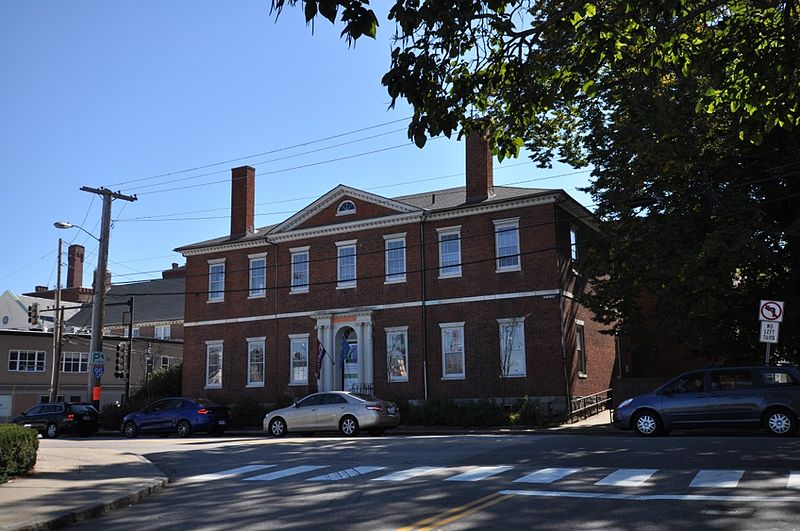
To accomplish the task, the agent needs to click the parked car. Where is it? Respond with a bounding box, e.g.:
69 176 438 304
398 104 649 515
264 391 400 437
10 402 100 438
122 397 231 438
614 365 800 437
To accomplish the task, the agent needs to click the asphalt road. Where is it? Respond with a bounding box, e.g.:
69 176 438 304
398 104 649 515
64 431 800 530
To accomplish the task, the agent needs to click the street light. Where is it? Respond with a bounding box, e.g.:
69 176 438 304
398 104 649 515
55 219 107 406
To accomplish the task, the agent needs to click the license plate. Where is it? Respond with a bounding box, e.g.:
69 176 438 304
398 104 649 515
83 416 92 421
218 420 226 425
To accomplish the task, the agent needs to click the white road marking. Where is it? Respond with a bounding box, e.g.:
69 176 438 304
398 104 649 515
595 469 658 487
183 465 275 483
500 489 800 503
445 466 514 482
307 466 387 481
372 467 445 482
689 470 744 489
244 465 327 481
787 472 800 489
513 468 582 484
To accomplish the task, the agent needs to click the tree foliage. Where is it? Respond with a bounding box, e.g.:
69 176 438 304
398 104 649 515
272 1 800 361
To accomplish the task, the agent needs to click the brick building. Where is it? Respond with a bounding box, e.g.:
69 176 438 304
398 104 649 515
176 135 617 416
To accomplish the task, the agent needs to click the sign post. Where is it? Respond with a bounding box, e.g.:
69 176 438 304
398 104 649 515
759 300 784 365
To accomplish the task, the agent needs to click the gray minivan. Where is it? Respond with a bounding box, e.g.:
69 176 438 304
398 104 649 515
614 365 800 436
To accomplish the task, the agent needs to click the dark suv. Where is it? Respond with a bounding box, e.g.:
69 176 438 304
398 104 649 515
11 402 101 438
614 365 800 437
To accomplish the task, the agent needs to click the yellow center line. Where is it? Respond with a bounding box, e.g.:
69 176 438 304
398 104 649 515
398 491 514 531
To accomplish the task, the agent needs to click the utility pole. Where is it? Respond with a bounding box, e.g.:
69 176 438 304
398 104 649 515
124 297 134 404
81 186 137 409
49 238 63 403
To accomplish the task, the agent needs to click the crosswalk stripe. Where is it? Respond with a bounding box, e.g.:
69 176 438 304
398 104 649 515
244 465 327 481
445 466 514 482
690 470 744 488
788 472 800 489
183 465 275 483
307 466 387 481
513 468 582 484
372 467 445 482
595 469 658 487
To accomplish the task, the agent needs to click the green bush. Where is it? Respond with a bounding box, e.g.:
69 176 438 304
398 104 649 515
508 396 543 426
0 424 39 483
229 396 270 428
400 399 508 427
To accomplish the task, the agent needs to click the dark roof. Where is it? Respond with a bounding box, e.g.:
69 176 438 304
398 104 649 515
66 277 185 329
175 185 556 253
393 185 554 210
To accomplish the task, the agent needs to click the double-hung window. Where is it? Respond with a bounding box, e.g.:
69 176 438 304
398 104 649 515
8 350 45 372
249 253 267 298
570 225 579 261
247 337 265 387
154 325 170 340
205 341 223 388
440 323 465 379
290 247 309 293
207 259 225 302
576 321 587 377
61 352 88 373
336 240 357 288
289 335 309 385
384 233 406 283
437 226 462 278
494 218 521 272
386 326 409 382
498 318 526 377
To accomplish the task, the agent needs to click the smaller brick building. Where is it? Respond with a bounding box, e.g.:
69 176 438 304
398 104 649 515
176 135 617 416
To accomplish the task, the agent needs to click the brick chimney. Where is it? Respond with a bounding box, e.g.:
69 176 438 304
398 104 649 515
465 131 494 203
67 244 85 288
230 166 255 239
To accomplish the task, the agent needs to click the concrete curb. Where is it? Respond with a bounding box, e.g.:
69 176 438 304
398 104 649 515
11 471 168 531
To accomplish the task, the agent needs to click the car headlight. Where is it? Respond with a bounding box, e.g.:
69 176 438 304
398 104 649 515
618 398 633 409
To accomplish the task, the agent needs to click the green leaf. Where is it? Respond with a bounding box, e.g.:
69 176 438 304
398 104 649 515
582 79 597 97
304 0 317 22
318 0 337 23
584 3 597 17
413 130 427 148
730 101 740 112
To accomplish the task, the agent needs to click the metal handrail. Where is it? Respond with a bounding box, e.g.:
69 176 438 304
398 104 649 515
570 388 612 421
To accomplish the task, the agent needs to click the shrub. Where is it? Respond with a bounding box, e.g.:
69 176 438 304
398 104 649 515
400 399 508 427
0 424 39 483
508 396 543 426
229 396 270 428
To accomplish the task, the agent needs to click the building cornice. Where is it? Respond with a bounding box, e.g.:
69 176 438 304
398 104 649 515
179 239 269 257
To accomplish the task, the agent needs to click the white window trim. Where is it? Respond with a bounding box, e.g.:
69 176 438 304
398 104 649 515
248 252 268 299
154 324 171 340
290 248 310 294
289 333 310 386
336 200 357 216
205 340 223 389
246 336 266 388
494 218 521 273
336 240 358 289
207 258 226 303
439 322 466 380
384 234 407 284
437 226 462 279
385 326 409 382
576 319 587 378
570 225 579 261
497 317 526 378
60 352 89 373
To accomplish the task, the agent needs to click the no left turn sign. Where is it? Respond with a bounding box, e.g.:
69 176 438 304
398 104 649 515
759 300 784 322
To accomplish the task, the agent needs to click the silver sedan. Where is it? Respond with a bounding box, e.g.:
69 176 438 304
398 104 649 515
263 391 400 437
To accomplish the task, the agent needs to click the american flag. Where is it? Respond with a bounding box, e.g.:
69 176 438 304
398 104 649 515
316 343 327 381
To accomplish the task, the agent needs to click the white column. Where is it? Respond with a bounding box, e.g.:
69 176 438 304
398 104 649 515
325 324 334 391
364 320 374 386
357 321 365 388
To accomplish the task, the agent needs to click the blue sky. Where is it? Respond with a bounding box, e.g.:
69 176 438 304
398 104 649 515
0 2 592 296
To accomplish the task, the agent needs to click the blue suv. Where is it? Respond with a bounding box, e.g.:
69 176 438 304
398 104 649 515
122 397 231 438
614 365 800 437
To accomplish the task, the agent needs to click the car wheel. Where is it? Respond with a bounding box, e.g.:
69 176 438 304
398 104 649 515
339 415 359 436
44 423 58 439
269 417 287 437
123 421 139 439
764 408 797 436
368 428 385 437
176 419 193 438
632 411 663 437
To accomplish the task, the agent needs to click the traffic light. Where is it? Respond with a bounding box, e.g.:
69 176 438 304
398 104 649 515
146 355 154 374
27 303 39 325
114 343 125 379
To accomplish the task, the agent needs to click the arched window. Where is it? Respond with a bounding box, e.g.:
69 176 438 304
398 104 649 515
336 200 356 216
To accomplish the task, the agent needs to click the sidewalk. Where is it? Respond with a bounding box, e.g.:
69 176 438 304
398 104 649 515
0 411 612 530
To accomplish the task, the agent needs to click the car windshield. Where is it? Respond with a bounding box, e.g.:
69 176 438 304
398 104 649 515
70 404 97 414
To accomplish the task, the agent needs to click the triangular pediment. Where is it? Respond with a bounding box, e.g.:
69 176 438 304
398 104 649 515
269 185 420 234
